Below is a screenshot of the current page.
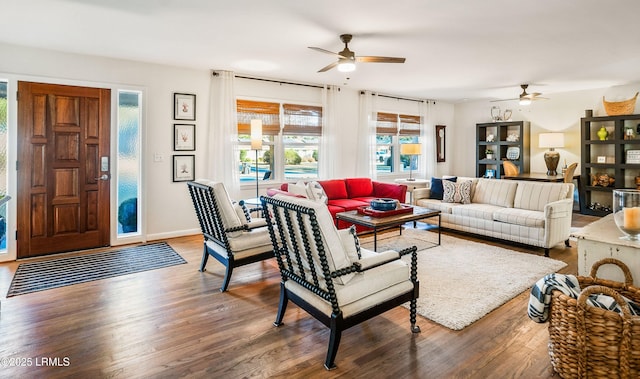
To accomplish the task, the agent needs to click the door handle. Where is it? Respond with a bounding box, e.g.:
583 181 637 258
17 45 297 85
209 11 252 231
95 174 109 181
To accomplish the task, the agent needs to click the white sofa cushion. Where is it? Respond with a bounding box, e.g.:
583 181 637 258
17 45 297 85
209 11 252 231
283 252 413 317
492 207 546 228
414 198 460 214
513 181 572 211
451 203 505 221
472 179 518 208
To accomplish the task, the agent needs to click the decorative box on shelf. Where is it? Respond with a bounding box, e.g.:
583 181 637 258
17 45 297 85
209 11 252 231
627 150 640 164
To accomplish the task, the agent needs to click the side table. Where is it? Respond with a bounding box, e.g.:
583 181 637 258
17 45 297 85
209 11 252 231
394 178 429 204
571 214 640 286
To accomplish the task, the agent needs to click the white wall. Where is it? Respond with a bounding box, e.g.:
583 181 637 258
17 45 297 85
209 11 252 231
0 42 455 260
453 84 640 177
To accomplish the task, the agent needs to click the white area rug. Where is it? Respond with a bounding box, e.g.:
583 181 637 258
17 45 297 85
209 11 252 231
360 229 567 330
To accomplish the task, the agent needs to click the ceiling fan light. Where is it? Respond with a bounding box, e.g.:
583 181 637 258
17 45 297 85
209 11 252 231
519 98 532 106
337 61 355 72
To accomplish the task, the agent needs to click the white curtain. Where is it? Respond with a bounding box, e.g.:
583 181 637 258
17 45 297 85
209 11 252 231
320 85 340 179
420 100 437 179
356 91 378 178
208 70 240 197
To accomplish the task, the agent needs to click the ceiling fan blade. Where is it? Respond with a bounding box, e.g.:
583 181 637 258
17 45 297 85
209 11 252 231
490 98 519 102
308 46 344 58
356 56 406 63
317 61 338 73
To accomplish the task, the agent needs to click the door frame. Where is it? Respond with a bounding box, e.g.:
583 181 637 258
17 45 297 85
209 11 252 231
0 77 146 262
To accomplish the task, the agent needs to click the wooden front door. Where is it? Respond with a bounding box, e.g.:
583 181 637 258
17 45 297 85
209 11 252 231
17 82 111 258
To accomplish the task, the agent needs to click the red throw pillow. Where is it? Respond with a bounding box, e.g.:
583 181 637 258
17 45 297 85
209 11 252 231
345 178 374 198
318 180 348 200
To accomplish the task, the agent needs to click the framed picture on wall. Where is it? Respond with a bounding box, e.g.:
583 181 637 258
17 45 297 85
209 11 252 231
174 93 196 121
173 155 195 182
174 124 195 151
436 124 446 162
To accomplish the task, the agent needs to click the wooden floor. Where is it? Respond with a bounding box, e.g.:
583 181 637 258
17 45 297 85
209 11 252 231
0 214 598 378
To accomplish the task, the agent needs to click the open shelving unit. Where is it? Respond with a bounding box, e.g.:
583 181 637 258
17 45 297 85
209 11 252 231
476 121 530 179
580 113 640 216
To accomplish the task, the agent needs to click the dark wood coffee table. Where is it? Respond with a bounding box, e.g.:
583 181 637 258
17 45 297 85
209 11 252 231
336 206 440 251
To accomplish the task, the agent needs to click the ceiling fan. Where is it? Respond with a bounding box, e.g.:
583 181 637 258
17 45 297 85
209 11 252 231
308 34 406 73
492 84 548 105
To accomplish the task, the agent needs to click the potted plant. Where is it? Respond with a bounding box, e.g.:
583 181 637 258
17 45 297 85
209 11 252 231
485 149 494 160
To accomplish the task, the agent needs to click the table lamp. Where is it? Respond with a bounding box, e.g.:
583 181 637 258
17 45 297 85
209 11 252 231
251 119 263 199
538 132 564 176
400 143 422 181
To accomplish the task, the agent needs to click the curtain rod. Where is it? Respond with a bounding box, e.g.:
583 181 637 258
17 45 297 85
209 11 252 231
213 72 324 89
361 90 435 104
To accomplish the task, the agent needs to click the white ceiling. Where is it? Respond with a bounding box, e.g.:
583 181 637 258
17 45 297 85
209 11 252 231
2 0 640 102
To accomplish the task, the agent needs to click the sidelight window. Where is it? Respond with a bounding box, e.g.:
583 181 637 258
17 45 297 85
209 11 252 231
116 90 141 236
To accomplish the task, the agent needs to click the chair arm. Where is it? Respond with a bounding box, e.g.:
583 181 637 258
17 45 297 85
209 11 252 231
245 218 267 229
413 188 431 202
355 250 401 270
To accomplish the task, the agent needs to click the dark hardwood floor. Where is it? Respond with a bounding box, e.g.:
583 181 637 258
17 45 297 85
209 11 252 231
0 214 598 378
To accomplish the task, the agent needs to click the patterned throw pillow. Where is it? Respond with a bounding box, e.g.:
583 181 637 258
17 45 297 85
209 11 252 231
307 181 328 204
442 180 472 204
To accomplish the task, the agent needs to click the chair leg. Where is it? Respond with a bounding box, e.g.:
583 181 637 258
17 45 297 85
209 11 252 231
565 239 571 248
544 248 550 257
273 283 289 327
199 246 209 272
219 264 233 292
324 314 342 370
410 298 421 333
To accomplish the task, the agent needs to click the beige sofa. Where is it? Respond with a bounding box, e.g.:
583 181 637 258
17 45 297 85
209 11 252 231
413 177 574 256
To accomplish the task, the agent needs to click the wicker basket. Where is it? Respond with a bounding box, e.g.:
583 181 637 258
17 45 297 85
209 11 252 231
603 92 638 116
548 258 640 378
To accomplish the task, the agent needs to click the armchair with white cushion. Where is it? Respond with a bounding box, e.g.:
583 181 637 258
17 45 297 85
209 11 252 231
187 180 273 292
261 194 420 370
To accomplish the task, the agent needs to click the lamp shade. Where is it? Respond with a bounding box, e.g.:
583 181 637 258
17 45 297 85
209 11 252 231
538 133 565 149
250 119 263 150
400 143 422 155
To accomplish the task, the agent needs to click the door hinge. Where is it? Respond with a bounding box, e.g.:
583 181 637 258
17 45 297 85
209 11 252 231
15 161 18 171
15 230 17 240
16 91 18 101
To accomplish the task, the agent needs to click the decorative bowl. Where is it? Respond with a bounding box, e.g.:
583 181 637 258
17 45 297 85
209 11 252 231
369 198 398 211
613 189 640 240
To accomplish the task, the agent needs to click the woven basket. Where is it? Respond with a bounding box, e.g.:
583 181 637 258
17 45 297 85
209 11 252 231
603 92 638 116
548 258 640 378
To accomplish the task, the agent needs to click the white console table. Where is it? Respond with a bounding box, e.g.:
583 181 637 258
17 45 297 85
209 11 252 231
571 214 640 286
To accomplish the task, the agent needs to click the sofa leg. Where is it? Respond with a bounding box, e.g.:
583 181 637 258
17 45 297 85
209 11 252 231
565 239 571 248
544 248 550 257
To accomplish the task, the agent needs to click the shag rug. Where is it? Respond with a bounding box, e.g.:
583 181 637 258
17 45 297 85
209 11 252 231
6 242 186 297
360 229 567 330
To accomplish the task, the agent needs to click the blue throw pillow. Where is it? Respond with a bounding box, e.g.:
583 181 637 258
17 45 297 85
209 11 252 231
429 177 457 200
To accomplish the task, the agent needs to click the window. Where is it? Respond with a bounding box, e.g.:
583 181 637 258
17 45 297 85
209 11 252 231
237 100 322 181
117 90 142 236
376 112 421 174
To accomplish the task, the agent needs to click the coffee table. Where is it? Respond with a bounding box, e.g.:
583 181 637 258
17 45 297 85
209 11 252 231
336 205 441 251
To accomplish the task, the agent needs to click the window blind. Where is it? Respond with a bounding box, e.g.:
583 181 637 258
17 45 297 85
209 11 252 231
376 112 398 135
282 103 323 136
399 114 421 135
236 99 281 135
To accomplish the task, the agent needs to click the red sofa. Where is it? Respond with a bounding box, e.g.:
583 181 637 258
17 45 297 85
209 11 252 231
269 178 407 229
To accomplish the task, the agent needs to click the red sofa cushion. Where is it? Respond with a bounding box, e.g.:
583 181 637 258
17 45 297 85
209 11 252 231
345 178 374 198
327 198 369 211
319 179 348 200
